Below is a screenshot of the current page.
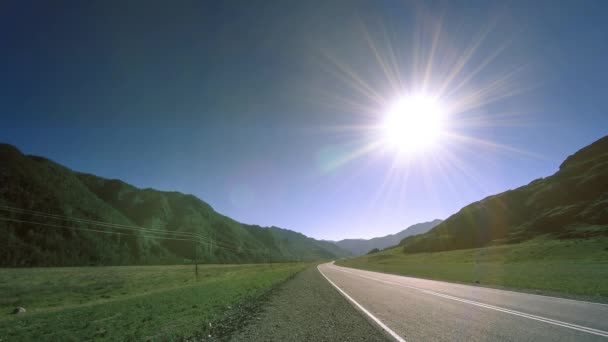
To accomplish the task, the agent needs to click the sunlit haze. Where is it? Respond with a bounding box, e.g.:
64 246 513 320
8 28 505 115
2 1 608 240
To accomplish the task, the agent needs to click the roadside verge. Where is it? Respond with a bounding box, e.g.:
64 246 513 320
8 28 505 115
229 265 388 341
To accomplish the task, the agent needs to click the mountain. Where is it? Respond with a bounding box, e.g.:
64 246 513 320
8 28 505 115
399 135 608 253
332 219 442 256
0 143 350 266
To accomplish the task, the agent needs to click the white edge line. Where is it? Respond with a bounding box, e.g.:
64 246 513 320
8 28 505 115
335 262 608 307
470 285 608 307
330 265 608 338
317 264 406 342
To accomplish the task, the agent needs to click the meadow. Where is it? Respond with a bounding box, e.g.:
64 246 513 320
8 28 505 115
0 263 307 341
336 237 608 302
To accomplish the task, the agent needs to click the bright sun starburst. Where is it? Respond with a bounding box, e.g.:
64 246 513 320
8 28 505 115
314 8 533 182
382 94 446 155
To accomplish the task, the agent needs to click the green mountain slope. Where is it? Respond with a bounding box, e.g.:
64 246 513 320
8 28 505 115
399 135 608 253
0 143 350 266
332 220 442 256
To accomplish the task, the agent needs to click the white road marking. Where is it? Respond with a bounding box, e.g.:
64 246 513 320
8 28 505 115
328 264 608 338
317 265 407 342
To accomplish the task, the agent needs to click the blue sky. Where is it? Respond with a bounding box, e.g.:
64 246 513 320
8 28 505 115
2 0 607 240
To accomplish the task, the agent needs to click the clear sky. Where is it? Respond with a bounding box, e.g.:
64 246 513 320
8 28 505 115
2 1 607 240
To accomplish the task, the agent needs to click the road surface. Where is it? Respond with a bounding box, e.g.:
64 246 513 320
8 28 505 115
318 262 608 341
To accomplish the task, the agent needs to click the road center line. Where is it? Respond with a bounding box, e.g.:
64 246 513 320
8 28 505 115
329 265 608 338
317 265 406 342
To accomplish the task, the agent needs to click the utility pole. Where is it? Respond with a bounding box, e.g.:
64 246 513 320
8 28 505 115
194 240 198 281
269 249 273 268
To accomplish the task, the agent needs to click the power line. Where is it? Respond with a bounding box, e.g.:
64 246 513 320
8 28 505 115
0 205 261 252
0 205 200 239
0 205 271 254
0 217 197 242
1 216 202 277
1 205 221 247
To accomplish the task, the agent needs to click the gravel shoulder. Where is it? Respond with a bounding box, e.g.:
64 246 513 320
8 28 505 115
230 265 388 342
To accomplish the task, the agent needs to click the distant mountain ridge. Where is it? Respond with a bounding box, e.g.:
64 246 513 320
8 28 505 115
399 135 608 253
332 219 442 256
0 143 350 266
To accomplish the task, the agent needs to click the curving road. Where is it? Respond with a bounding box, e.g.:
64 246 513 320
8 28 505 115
318 262 608 341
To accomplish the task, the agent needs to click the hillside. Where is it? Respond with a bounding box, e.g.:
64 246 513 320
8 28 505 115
0 143 350 266
332 219 442 256
399 135 608 253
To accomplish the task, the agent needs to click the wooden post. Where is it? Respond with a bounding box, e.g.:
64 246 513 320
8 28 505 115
194 240 199 281
269 249 273 268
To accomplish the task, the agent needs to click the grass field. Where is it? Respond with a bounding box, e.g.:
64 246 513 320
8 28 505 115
336 237 608 302
0 263 307 341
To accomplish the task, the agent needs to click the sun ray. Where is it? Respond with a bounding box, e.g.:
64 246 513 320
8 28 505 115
422 12 445 93
362 26 401 94
317 93 382 119
444 133 548 160
436 25 493 97
319 48 386 106
444 37 515 99
380 23 407 92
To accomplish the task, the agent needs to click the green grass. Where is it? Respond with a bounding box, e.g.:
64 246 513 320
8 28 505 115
0 263 307 341
336 237 608 302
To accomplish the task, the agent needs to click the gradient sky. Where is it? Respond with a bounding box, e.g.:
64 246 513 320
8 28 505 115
2 1 607 240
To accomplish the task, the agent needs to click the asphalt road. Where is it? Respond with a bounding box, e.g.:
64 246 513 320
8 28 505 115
318 262 608 341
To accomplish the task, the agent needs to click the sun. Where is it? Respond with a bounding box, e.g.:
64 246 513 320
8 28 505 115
382 94 446 155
